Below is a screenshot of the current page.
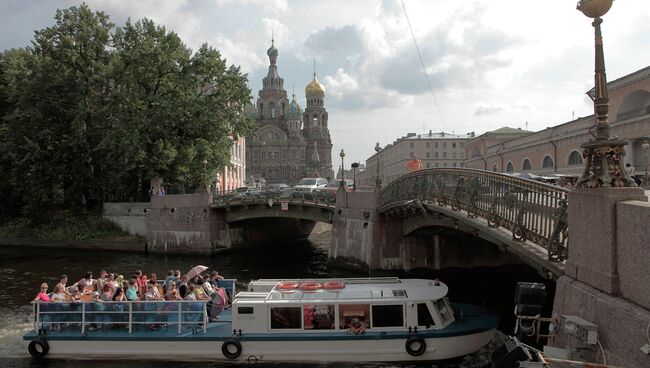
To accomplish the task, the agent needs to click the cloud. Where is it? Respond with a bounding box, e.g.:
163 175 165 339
474 102 505 116
214 0 288 14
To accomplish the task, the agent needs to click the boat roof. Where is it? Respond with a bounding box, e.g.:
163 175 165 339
240 277 448 303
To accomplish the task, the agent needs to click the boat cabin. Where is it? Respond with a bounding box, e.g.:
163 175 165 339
233 277 455 333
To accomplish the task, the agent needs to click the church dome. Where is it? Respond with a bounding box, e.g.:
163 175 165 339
287 97 302 119
267 43 278 58
305 75 325 97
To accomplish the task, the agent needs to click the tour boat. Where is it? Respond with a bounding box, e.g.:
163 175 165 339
23 277 498 362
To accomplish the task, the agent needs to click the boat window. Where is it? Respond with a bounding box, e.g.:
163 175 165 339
270 307 302 329
391 290 407 297
371 304 404 328
238 307 254 314
303 305 335 330
417 303 435 327
434 299 452 323
339 304 370 330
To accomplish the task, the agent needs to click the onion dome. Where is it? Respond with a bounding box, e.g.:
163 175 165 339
305 74 325 97
287 95 302 119
267 40 278 59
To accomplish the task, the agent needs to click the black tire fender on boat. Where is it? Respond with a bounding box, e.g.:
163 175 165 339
28 338 49 359
222 337 242 359
405 335 426 356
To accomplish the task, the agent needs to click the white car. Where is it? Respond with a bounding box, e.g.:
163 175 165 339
293 178 328 192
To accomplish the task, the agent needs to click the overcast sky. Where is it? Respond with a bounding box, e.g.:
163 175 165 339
2 0 649 166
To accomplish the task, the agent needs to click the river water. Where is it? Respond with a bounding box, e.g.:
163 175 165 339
0 233 550 367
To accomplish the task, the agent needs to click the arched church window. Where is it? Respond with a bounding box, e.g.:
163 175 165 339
312 115 319 126
522 159 532 172
269 102 276 118
542 155 554 169
506 162 514 173
568 151 583 165
281 103 285 116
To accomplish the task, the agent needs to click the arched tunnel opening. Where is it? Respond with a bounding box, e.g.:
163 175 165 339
228 217 331 247
380 226 557 339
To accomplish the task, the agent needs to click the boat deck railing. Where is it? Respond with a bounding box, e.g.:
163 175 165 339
33 300 210 335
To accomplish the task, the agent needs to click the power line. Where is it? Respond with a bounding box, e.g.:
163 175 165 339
400 0 448 131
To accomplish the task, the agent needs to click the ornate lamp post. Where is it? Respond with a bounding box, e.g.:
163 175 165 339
340 149 346 185
642 139 650 187
576 0 635 188
374 142 382 190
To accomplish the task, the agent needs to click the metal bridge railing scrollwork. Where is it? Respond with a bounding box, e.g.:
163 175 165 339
379 168 570 262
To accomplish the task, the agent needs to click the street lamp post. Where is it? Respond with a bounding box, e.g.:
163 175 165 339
576 0 636 188
642 139 650 187
202 159 209 192
351 162 359 191
374 142 382 190
339 149 345 187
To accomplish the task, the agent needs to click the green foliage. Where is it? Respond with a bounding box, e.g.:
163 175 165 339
0 4 254 216
0 213 139 241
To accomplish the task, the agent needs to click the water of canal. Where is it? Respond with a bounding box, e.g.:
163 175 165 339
0 233 551 367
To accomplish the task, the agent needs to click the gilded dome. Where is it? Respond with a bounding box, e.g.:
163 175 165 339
305 75 325 97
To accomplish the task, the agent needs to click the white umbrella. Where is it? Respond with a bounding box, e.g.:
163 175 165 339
186 265 208 279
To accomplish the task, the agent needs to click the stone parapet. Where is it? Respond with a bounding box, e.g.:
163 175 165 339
565 187 647 294
616 200 650 309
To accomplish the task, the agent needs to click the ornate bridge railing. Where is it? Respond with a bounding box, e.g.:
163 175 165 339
379 168 569 262
212 188 337 208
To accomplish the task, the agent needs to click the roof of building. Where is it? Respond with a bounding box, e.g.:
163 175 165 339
305 74 325 96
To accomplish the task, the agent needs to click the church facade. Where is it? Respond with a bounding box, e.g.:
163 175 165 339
245 41 333 185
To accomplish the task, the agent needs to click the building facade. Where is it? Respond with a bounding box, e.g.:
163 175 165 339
464 66 650 178
245 41 333 185
215 136 246 193
358 131 474 187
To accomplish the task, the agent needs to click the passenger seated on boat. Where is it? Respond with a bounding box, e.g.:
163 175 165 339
184 285 197 300
207 287 229 320
59 275 71 297
347 318 366 335
209 271 224 287
75 272 94 293
165 283 181 300
202 279 215 295
69 286 81 302
33 283 50 302
193 279 210 300
125 279 139 301
100 284 114 302
163 270 176 293
115 274 127 289
87 291 103 331
177 275 190 298
105 273 118 293
51 283 67 302
96 270 108 292
143 284 164 330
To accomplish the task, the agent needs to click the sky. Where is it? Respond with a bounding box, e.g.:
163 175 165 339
1 0 649 167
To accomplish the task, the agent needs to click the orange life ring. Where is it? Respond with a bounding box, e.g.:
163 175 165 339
322 281 346 290
298 282 322 291
277 282 300 291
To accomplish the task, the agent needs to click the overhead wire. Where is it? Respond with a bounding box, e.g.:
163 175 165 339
400 0 448 131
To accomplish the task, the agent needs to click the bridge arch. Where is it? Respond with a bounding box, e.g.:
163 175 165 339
379 168 569 269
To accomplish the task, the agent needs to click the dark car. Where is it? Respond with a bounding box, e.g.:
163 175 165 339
320 179 354 193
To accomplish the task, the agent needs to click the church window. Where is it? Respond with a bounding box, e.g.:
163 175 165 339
270 102 276 118
312 115 319 126
522 159 532 172
506 162 514 173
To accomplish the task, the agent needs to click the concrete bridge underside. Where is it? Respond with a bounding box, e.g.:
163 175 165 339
383 202 565 278
218 203 334 224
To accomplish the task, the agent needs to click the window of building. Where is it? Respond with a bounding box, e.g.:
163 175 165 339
417 303 435 327
568 151 583 165
452 152 456 159
443 152 447 158
269 102 276 118
443 162 447 167
410 152 414 158
426 142 430 148
453 163 457 167
371 305 404 328
426 152 430 158
522 159 532 172
506 162 514 173
452 142 456 148
460 163 465 167
303 305 335 330
443 142 447 148
542 155 554 169
435 152 439 159
270 307 301 329
410 142 414 149
435 142 438 149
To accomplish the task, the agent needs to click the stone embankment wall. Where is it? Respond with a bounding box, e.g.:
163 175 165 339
552 188 650 367
102 202 149 237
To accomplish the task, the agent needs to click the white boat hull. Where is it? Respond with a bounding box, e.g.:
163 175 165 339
40 328 495 362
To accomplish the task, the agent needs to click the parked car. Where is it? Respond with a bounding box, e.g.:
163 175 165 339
263 183 291 198
293 178 328 192
320 179 354 193
230 186 261 200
